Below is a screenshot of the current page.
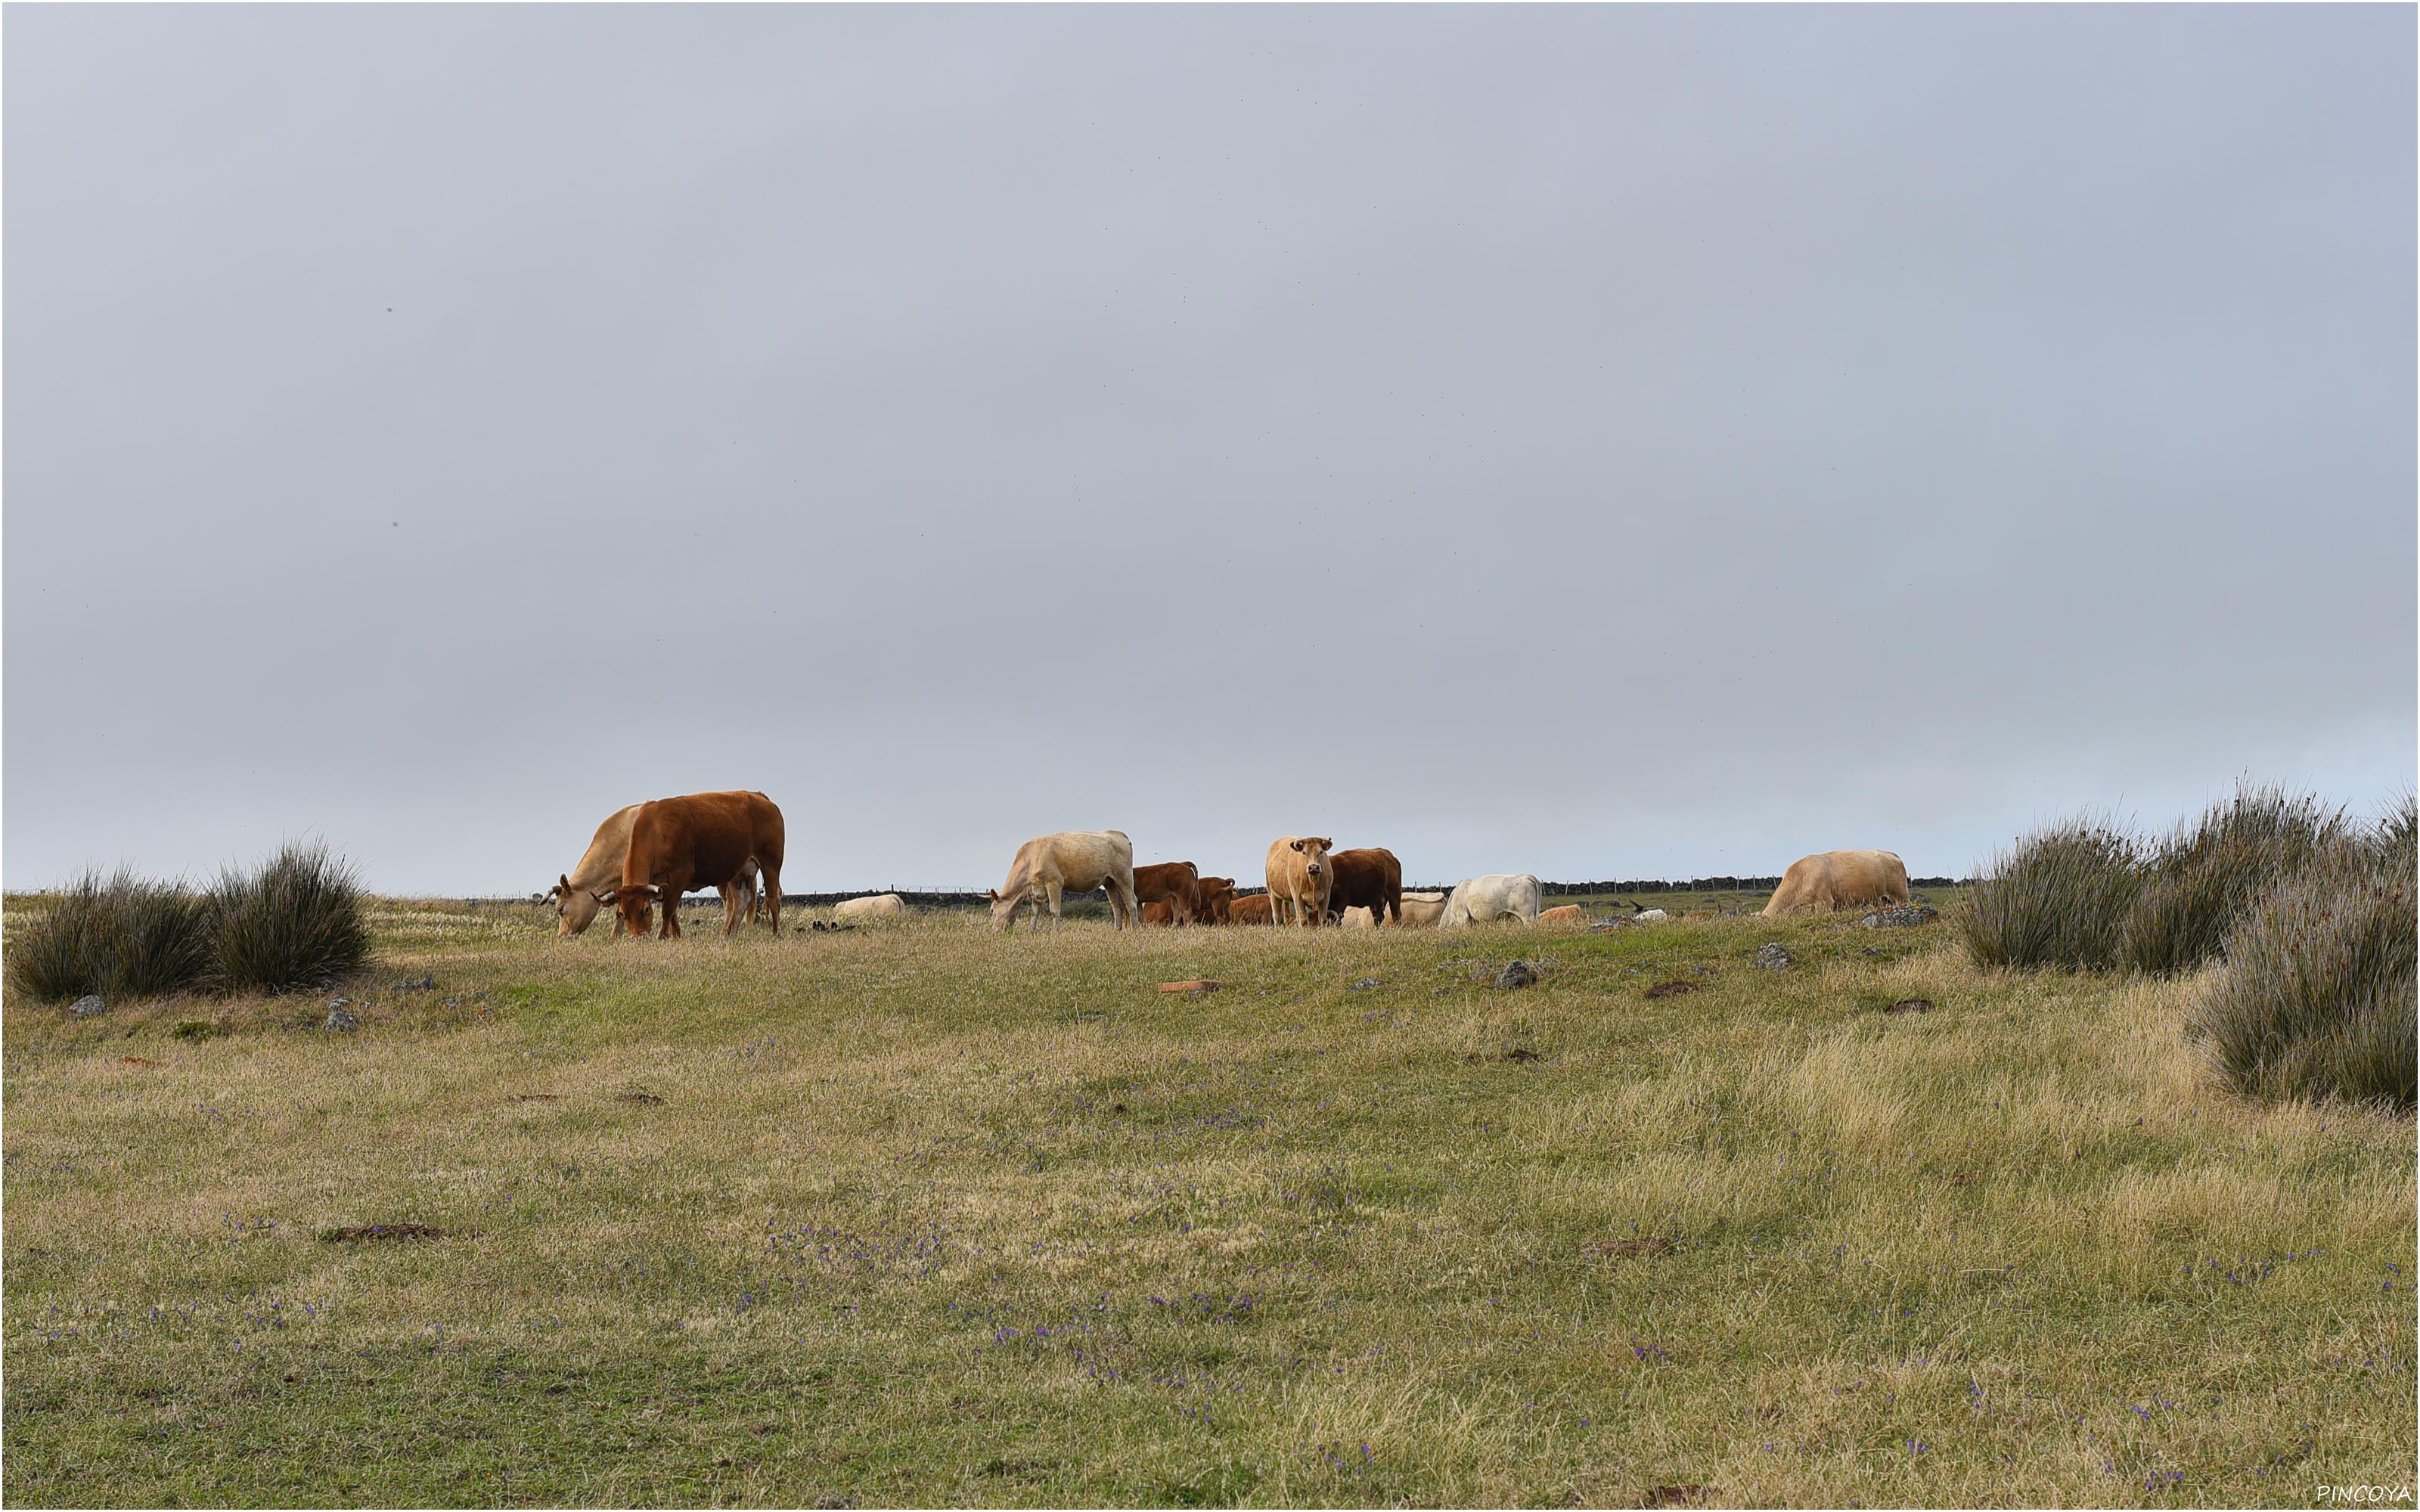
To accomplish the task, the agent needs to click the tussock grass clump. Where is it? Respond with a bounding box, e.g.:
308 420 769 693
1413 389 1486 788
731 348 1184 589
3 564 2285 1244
1962 817 2142 970
2121 783 2354 976
4 869 211 1003
207 841 368 995
2190 834 2417 1111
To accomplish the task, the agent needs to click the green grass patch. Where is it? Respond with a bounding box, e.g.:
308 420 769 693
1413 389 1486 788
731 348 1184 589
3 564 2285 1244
4 898 2409 1505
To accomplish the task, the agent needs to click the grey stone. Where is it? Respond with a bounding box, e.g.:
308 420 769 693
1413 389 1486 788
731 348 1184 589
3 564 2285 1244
1347 978 1381 991
1755 943 1796 971
1495 961 1538 990
324 1009 360 1032
68 995 108 1018
1858 905 1941 928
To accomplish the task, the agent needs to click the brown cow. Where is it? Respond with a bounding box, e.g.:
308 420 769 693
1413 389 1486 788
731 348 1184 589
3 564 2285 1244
1134 862 1202 925
597 790 785 939
1142 900 1178 926
1264 836 1335 928
1224 894 1274 925
1537 903 1588 926
1321 847 1403 926
1195 876 1238 924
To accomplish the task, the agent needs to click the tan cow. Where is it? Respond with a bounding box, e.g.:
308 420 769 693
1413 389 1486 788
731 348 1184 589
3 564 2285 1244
1761 850 1910 916
547 804 759 937
989 831 1140 931
1537 904 1588 926
1395 891 1448 928
833 893 908 922
1341 905 1378 928
1264 836 1336 928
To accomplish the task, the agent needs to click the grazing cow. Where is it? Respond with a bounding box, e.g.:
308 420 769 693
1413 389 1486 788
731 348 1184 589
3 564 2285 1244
1321 847 1404 927
1264 836 1336 928
1224 894 1274 925
989 831 1140 931
1395 891 1448 928
548 804 763 937
596 791 785 939
1133 862 1203 926
1195 876 1239 924
1761 850 1911 916
1537 904 1587 926
1438 874 1544 926
833 894 908 922
1341 905 1377 928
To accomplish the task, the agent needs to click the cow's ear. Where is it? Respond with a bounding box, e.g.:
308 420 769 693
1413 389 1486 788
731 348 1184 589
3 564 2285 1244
1315 838 1333 850
1290 839 1305 852
987 888 1000 902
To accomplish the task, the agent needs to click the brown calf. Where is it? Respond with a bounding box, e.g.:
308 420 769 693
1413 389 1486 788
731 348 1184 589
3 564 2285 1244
1321 847 1404 925
1133 862 1202 925
1224 894 1274 925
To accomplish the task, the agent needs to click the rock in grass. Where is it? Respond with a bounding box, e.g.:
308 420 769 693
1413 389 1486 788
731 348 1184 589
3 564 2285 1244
1755 943 1796 971
1495 961 1538 990
68 994 108 1018
324 1008 360 1032
1859 906 1941 928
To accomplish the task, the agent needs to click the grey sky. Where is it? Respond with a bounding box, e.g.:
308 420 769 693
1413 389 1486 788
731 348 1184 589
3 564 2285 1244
6 5 2412 895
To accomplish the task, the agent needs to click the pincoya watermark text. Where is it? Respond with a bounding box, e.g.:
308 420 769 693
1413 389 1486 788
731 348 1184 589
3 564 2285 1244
2316 1486 2412 1503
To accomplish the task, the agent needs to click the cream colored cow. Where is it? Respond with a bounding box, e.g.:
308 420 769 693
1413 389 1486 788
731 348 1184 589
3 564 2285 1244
989 831 1140 931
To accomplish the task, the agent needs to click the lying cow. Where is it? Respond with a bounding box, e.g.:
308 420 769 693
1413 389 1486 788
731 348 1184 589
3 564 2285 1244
1322 847 1403 926
1134 862 1203 925
596 790 786 939
1761 850 1910 916
833 893 908 922
1142 900 1178 926
1341 905 1378 928
1395 891 1447 928
1439 874 1543 926
1537 904 1587 926
547 804 763 937
989 830 1140 931
1265 836 1336 928
1224 894 1274 925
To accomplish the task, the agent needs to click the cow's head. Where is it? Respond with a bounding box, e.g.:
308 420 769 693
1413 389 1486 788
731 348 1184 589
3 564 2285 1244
544 873 608 937
987 886 1025 932
1290 836 1335 881
595 883 664 937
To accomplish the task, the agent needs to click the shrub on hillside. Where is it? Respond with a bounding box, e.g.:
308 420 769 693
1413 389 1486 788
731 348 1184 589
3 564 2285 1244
5 869 212 1003
1961 818 2143 970
2189 834 2417 1111
208 841 368 994
2121 784 2354 976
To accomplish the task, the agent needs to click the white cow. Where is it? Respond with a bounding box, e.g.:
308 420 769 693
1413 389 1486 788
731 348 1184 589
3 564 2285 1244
988 831 1140 931
1439 874 1544 926
833 894 908 922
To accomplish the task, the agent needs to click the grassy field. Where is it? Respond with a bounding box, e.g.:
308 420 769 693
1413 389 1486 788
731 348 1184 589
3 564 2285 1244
4 897 2411 1507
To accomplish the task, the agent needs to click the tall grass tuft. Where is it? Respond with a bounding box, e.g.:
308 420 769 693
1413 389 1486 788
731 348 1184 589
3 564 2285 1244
2121 783 2354 976
5 869 212 1003
1962 817 2143 970
2190 837 2417 1111
207 841 368 995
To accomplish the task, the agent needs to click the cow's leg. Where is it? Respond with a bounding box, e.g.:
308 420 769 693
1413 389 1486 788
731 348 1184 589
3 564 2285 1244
722 880 743 937
660 888 681 940
1116 877 1139 928
759 861 781 934
1045 879 1064 929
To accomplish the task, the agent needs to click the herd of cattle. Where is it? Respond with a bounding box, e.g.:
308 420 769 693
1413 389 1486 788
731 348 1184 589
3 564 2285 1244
539 790 1916 939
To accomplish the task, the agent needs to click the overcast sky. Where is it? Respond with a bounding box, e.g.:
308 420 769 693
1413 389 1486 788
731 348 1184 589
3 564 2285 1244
6 5 2412 895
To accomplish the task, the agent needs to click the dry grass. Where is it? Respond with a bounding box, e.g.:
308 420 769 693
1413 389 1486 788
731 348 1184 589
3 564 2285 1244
3 899 2410 1506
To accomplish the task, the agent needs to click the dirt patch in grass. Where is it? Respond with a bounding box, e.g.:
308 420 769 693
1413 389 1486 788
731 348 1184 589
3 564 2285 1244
1643 980 1697 999
321 1223 448 1242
